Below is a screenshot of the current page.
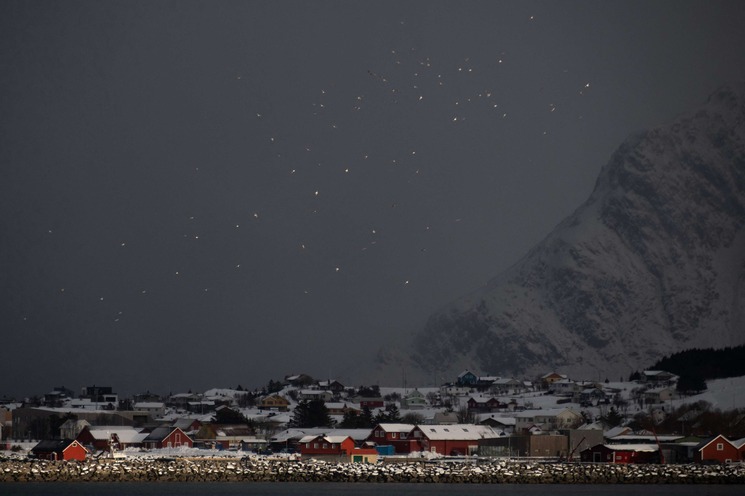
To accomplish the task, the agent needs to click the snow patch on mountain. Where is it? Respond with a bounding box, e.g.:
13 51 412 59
408 83 745 381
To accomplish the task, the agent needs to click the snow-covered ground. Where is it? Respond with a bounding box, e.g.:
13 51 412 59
673 376 745 410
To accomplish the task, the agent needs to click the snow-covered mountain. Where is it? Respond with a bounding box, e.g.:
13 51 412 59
406 83 745 381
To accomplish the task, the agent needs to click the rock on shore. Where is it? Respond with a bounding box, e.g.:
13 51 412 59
1 457 744 484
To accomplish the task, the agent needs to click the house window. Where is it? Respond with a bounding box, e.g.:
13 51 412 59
414 431 421 438
323 443 328 449
314 443 319 449
401 433 407 439
306 443 310 448
391 432 397 438
717 443 724 451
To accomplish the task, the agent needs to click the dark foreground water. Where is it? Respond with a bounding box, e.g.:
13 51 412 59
1 482 743 496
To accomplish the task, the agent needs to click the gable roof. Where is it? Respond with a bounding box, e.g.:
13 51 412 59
694 434 735 452
375 423 415 433
87 426 147 444
32 439 88 454
143 426 184 442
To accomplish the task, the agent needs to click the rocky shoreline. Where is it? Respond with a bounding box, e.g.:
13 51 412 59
2 457 744 484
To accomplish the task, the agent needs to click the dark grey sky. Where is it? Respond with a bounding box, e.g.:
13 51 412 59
2 1 745 398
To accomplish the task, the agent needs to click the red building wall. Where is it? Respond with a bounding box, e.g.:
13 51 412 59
300 436 356 455
697 436 739 463
161 428 193 449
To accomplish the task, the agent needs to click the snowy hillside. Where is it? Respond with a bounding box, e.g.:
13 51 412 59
406 84 745 381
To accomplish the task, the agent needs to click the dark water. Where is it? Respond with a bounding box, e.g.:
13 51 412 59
1 483 743 496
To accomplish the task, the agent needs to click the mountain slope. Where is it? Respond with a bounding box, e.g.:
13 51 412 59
408 84 745 381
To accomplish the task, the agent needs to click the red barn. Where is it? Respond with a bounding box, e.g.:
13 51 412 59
411 424 502 456
31 439 89 461
580 443 658 464
143 426 193 449
695 435 739 464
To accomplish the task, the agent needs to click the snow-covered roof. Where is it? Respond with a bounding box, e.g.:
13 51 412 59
604 426 631 438
88 426 147 444
417 424 502 440
325 435 352 443
475 413 516 426
376 423 415 432
577 422 604 430
611 434 683 442
602 443 659 452
514 408 579 418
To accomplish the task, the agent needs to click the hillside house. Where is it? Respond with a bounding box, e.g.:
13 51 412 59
317 380 345 394
643 387 676 405
515 408 582 433
456 370 478 387
642 370 678 385
134 402 166 418
467 396 503 413
325 402 360 416
259 395 290 412
285 374 314 387
359 397 384 409
489 378 524 394
540 372 567 389
299 389 333 402
401 389 427 409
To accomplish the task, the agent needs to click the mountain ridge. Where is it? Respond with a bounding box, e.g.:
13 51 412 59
401 83 745 381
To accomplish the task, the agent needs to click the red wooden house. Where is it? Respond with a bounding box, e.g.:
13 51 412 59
31 439 89 461
580 444 659 464
695 435 740 463
359 398 384 409
299 434 356 456
736 438 745 461
143 426 193 449
366 423 417 454
467 396 502 412
410 424 503 456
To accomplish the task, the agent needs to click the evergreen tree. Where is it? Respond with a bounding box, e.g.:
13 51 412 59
374 403 402 424
360 404 374 427
212 407 249 425
600 407 624 427
676 374 707 395
290 399 333 428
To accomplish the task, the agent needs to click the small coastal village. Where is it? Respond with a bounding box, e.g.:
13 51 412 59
2 368 745 469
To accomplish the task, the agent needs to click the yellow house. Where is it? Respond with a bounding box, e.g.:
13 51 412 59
259 395 290 412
